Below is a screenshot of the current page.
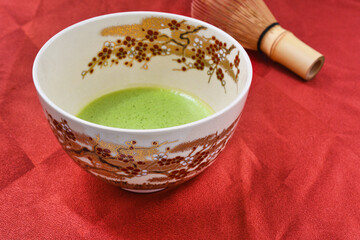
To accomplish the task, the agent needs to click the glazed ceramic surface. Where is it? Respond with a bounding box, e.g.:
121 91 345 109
33 12 252 192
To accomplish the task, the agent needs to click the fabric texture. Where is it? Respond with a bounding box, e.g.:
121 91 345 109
1 0 359 239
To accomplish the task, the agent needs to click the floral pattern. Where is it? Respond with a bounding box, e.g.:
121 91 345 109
46 112 239 190
81 17 241 90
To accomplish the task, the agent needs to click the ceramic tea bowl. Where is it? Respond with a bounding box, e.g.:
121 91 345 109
32 12 252 193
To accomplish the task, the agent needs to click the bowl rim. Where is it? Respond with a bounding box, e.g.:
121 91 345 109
32 11 252 134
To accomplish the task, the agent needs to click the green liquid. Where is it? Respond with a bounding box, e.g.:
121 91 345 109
77 87 214 129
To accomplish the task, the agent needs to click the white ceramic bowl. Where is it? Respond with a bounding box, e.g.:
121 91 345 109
33 12 252 193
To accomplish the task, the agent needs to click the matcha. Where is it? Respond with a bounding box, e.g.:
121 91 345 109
77 87 214 129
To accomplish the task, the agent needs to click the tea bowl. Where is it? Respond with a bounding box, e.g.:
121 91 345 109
32 12 252 193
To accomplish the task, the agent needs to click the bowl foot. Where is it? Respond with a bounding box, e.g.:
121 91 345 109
121 187 166 193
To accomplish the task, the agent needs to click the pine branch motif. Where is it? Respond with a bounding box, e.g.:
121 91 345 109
46 111 238 190
81 17 241 90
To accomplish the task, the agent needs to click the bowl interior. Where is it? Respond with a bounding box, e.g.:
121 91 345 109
34 12 251 118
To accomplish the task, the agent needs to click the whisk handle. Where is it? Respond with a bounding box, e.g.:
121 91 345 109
260 25 324 80
257 22 279 54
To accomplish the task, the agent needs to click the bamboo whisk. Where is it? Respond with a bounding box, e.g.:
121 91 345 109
191 0 325 80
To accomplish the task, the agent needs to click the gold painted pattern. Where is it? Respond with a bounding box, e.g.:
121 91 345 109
81 17 241 90
46 111 239 190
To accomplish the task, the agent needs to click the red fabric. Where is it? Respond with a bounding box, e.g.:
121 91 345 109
1 0 360 239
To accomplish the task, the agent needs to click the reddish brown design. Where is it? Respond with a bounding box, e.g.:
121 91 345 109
81 17 241 91
46 111 239 190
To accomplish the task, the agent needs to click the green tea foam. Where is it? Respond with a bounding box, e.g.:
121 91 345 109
77 86 214 129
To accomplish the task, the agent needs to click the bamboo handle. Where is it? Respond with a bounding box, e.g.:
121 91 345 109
260 25 324 80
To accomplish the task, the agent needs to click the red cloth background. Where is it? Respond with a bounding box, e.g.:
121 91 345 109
1 0 360 239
